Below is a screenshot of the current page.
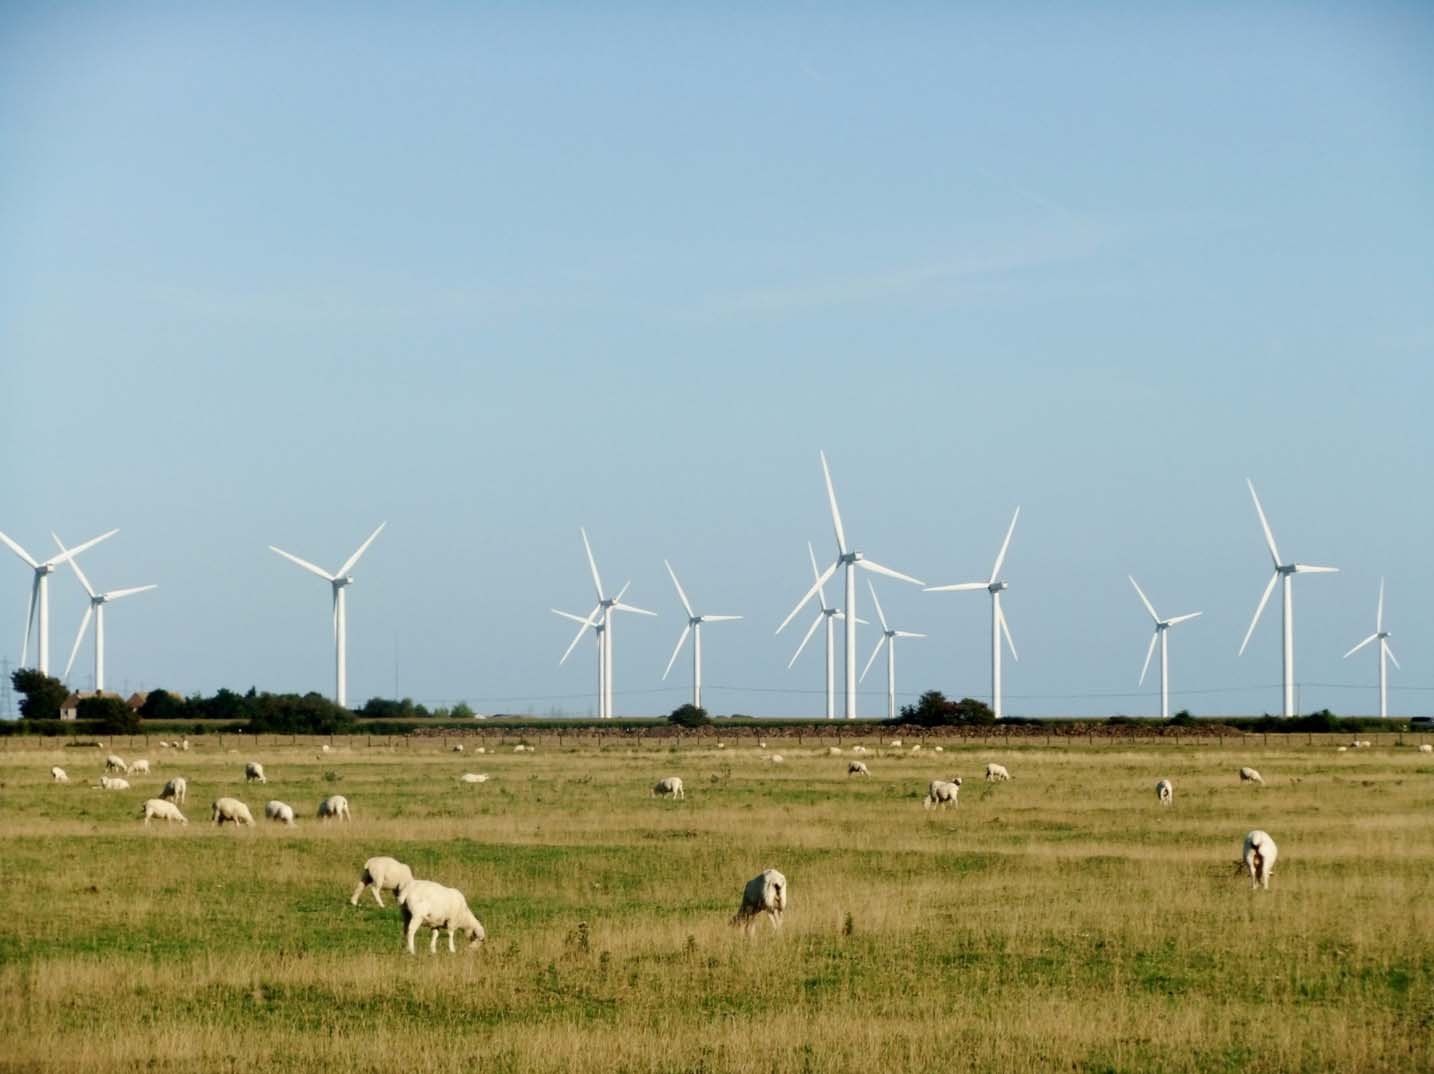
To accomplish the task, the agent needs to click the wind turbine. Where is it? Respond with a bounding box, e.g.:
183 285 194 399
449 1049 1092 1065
1343 578 1399 719
924 508 1021 719
777 452 924 719
555 529 655 718
52 532 156 692
269 523 386 709
660 561 741 710
783 542 865 719
1128 576 1202 719
1238 480 1338 717
0 527 117 675
859 580 925 720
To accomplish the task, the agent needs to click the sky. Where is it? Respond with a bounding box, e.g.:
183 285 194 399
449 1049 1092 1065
3 4 1432 718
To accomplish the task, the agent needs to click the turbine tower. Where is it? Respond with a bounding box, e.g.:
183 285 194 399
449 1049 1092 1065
554 530 654 718
0 527 117 675
924 508 1021 719
52 533 156 692
859 580 925 720
1343 579 1399 718
1238 480 1338 717
269 523 386 709
777 452 923 719
1128 576 1202 719
783 542 864 719
660 561 740 710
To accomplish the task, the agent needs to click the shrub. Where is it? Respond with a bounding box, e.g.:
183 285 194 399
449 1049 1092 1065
896 691 995 727
667 704 711 728
77 696 140 735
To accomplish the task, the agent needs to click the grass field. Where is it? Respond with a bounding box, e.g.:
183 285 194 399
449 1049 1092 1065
1 735 1431 1073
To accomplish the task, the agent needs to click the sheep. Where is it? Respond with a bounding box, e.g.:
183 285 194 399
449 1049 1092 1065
1419 744 1433 754
98 776 130 790
1238 767 1265 785
1357 740 1372 749
160 777 187 804
104 754 128 774
923 778 962 810
264 800 296 825
129 759 151 775
1337 746 1348 753
158 740 172 749
851 745 867 754
769 754 785 764
397 879 486 954
321 744 332 753
847 761 870 777
759 741 767 749
933 746 944 753
985 763 1011 782
244 761 267 784
451 744 464 752
910 744 922 753
827 747 843 756
652 776 685 799
889 739 901 748
459 772 490 784
51 766 69 784
1156 778 1174 807
180 738 190 751
211 797 254 826
139 798 187 825
731 868 787 935
1242 830 1279 891
351 855 415 908
317 794 351 821
474 746 486 754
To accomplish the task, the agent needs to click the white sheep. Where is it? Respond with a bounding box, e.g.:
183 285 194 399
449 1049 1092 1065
985 763 1011 782
1337 746 1348 753
459 773 490 784
51 766 69 784
160 777 187 804
1357 740 1372 749
317 794 351 821
104 754 128 774
889 739 901 748
180 738 190 751
731 868 787 935
1238 767 1264 785
264 800 296 825
451 744 464 752
129 759 151 775
933 746 944 753
474 746 486 754
397 879 486 954
158 740 172 749
321 744 332 753
1419 744 1433 754
244 761 267 784
211 797 254 826
99 776 130 790
1242 830 1278 891
923 778 962 810
851 745 867 754
759 741 767 749
910 744 922 753
139 798 188 825
847 761 870 777
652 776 685 799
1156 778 1174 807
351 855 415 908
827 747 843 756
769 754 785 764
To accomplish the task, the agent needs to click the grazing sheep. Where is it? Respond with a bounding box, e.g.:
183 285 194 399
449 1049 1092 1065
1238 767 1265 785
851 745 868 754
889 739 901 748
1156 779 1174 807
731 868 787 935
158 740 172 749
1357 740 1372 749
759 741 767 749
1242 830 1279 891
923 778 962 810
652 776 685 799
351 856 415 908
139 798 187 825
910 744 922 753
847 761 870 777
451 744 464 752
129 759 151 775
321 744 332 753
244 761 266 784
211 797 254 826
318 794 351 821
51 766 69 784
459 773 490 784
827 747 843 756
104 754 128 774
934 746 944 753
985 763 1011 782
474 746 486 754
1419 744 1433 754
264 800 296 825
160 777 187 804
98 776 130 790
397 879 486 954
769 754 785 764
180 738 190 751
717 742 725 749
1337 746 1348 753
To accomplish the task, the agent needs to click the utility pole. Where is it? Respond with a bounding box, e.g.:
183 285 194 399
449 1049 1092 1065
0 658 13 718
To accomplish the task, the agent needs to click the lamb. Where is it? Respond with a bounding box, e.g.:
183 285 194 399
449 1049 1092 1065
211 797 255 826
652 776 685 799
923 778 962 810
139 798 188 825
1242 830 1279 891
985 763 1011 782
1419 744 1433 754
160 777 187 804
351 855 415 908
731 868 787 935
99 776 130 790
459 773 490 784
51 766 69 784
1156 778 1174 807
1238 767 1265 785
104 754 128 774
397 879 486 954
244 761 267 784
129 759 151 775
317 794 351 821
264 800 296 825
847 761 870 777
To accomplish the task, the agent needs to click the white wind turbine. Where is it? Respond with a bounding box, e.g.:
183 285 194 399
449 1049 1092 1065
1343 579 1399 719
661 560 741 710
1238 480 1338 717
269 523 386 709
552 579 632 718
859 580 925 720
1128 576 1202 719
777 451 924 719
0 527 117 675
783 542 865 719
924 508 1021 719
53 532 156 692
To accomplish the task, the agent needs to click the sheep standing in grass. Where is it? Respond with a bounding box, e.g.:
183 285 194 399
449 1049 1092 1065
51 766 69 784
99 776 130 790
211 797 254 826
180 738 190 751
1243 830 1278 890
244 761 266 784
351 856 415 908
160 777 187 804
847 761 870 777
923 778 961 810
129 759 151 775
1420 744 1433 754
318 795 351 821
139 799 187 826
1239 767 1265 785
104 755 128 774
769 754 785 764
731 868 787 935
985 763 1011 783
652 776 685 799
397 879 486 954
459 773 490 784
264 800 296 825
451 744 464 753
1156 779 1174 806
827 747 842 757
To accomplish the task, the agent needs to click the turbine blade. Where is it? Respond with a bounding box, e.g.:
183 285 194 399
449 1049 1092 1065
776 560 839 634
580 528 605 599
64 604 93 681
999 605 1018 661
859 559 925 586
1238 572 1280 656
614 581 631 602
662 624 692 681
819 450 848 554
1342 634 1378 659
613 600 657 617
703 615 742 622
559 605 601 664
1376 578 1385 632
1139 630 1158 685
924 581 988 592
21 575 37 668
1292 564 1339 574
51 533 98 598
1128 576 1159 622
42 527 118 568
0 529 38 569
894 630 926 639
1166 611 1203 626
103 584 157 601
551 609 592 625
1384 641 1400 670
337 522 386 577
787 612 824 668
664 560 695 618
990 507 1021 583
866 579 889 632
859 635 886 683
808 541 829 610
1246 479 1282 567
270 546 336 581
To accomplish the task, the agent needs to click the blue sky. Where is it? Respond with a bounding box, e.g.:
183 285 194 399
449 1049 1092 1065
3 4 1431 717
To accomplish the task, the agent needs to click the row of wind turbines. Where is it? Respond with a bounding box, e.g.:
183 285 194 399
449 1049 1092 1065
2 457 1404 718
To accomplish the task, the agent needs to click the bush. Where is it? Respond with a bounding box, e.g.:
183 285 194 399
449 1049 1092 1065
243 692 356 735
896 691 995 727
667 704 711 728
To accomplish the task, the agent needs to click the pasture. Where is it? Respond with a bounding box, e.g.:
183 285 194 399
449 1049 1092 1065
1 736 1431 1073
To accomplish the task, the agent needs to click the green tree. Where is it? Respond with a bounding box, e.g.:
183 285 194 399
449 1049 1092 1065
11 669 68 720
78 695 141 734
452 701 475 719
139 689 188 720
897 691 995 727
667 703 711 728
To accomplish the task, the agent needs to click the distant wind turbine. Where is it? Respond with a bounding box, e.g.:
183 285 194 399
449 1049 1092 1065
661 560 741 710
0 527 117 675
1128 576 1201 719
783 542 865 719
53 532 156 692
859 580 925 720
1343 579 1399 719
269 523 386 709
1238 480 1338 717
